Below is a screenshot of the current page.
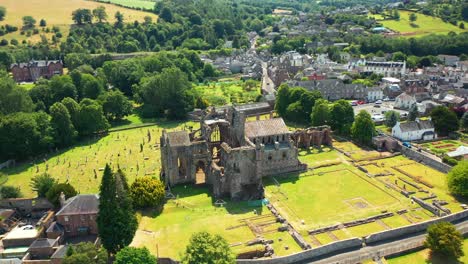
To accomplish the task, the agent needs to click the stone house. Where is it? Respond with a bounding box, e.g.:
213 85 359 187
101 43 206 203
160 106 305 200
10 60 63 82
394 93 417 109
392 119 436 141
367 87 384 102
54 194 99 237
291 79 367 101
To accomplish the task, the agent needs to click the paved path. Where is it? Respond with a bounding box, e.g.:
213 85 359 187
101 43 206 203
261 62 275 95
300 219 468 264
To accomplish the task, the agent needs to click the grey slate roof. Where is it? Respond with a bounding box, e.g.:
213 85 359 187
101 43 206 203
10 60 61 69
56 194 99 216
29 238 56 249
398 120 434 132
245 118 289 138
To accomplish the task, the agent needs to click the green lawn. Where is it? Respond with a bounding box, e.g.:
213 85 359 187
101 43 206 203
372 10 467 37
131 185 302 259
421 140 466 156
387 239 468 264
95 0 156 10
193 81 261 106
1 120 197 197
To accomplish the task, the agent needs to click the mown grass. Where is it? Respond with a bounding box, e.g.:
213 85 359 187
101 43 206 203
371 10 466 37
95 0 156 10
193 81 261 106
0 0 157 43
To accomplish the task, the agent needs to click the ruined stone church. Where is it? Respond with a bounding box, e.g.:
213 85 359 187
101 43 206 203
160 106 306 200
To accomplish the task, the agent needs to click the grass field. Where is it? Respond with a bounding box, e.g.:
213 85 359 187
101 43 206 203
193 81 261 106
0 0 157 43
2 120 196 197
387 239 468 264
95 0 156 10
371 10 467 37
131 185 302 259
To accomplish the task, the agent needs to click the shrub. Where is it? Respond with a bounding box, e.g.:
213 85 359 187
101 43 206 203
129 176 165 209
0 186 22 199
447 161 468 198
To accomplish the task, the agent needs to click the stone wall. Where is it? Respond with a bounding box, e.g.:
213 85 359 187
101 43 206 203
0 198 53 216
400 146 452 173
236 238 363 264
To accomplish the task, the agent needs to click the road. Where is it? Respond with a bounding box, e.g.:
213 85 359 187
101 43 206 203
261 62 275 95
300 219 468 264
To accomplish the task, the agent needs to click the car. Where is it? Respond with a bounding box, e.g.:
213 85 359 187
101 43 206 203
351 101 358 106
357 100 365 105
22 225 34 230
402 142 412 148
383 97 390 102
375 100 383 104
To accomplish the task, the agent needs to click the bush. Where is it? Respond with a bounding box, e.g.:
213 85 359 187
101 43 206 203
442 156 458 166
130 176 165 209
0 186 22 199
447 161 468 198
30 173 57 197
114 247 157 264
46 183 78 207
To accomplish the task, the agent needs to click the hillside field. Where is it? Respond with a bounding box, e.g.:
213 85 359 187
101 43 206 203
95 0 156 10
372 10 466 37
0 0 158 43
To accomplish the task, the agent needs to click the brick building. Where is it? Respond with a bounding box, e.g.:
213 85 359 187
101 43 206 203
10 60 63 82
54 194 99 237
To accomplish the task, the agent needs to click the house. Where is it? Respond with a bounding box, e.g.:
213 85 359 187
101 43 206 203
437 55 460 67
291 79 367 100
55 194 99 237
10 60 63 82
394 93 417 109
367 87 384 102
392 119 436 141
364 61 407 77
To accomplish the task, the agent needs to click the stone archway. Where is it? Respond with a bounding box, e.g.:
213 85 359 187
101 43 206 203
195 160 207 185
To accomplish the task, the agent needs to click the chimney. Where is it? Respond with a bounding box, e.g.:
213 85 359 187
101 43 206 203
59 192 66 208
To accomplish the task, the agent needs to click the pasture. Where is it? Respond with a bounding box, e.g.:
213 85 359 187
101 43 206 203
95 0 156 10
371 10 466 37
2 120 196 197
131 185 302 259
0 0 157 43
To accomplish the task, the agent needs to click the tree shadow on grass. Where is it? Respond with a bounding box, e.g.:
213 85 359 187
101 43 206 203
426 252 462 264
410 23 420 28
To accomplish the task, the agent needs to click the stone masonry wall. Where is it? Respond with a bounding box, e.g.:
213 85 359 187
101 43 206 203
400 146 452 173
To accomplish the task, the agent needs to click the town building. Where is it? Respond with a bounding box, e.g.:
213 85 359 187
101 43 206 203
363 61 407 77
10 60 63 82
54 194 99 238
160 106 306 200
392 119 436 141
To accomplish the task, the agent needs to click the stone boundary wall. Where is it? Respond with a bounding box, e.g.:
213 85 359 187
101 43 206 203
236 238 363 264
400 146 452 173
0 160 15 170
365 209 468 244
0 198 53 216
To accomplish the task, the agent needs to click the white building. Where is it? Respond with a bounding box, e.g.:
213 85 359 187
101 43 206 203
394 93 417 109
364 61 407 77
367 87 384 102
392 119 436 141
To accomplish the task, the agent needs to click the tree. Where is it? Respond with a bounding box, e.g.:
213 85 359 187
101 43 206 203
61 97 80 129
50 102 77 147
160 7 173 22
30 173 57 198
72 9 92 25
99 90 132 121
274 84 290 117
130 176 165 209
408 103 418 121
114 11 124 25
80 74 103 99
46 183 78 207
0 6 6 21
351 111 375 146
0 72 34 115
39 19 46 27
425 222 464 260
0 51 13 70
76 99 109 136
392 51 407 62
181 232 235 264
409 13 417 24
447 161 468 198
63 242 107 264
384 110 400 128
97 165 138 256
430 106 459 136
460 112 468 132
330 100 354 135
114 247 157 264
311 99 330 126
0 186 22 199
22 16 36 29
93 6 107 23
393 9 400 20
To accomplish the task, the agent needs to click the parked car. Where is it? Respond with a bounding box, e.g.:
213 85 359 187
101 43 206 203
357 100 365 105
375 100 383 104
351 101 358 106
402 142 412 148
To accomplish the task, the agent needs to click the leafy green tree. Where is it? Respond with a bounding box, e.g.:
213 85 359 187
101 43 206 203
384 110 400 128
114 247 157 264
97 165 138 256
49 75 78 103
102 60 144 96
409 13 417 24
285 102 304 123
99 90 132 121
311 99 330 126
61 97 80 129
0 186 22 199
0 51 13 70
130 176 165 209
430 106 459 136
63 242 108 264
114 11 124 25
447 161 468 198
392 51 407 62
72 9 92 25
425 222 464 260
50 102 77 147
460 112 468 132
0 72 34 115
46 183 78 207
0 6 6 21
181 232 235 264
22 16 36 29
39 19 46 27
330 100 354 135
160 7 173 22
274 84 290 117
351 110 375 145
30 173 57 198
92 6 107 23
76 99 109 136
80 74 103 99
408 104 418 121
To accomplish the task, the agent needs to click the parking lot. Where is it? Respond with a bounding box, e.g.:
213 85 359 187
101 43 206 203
353 102 408 119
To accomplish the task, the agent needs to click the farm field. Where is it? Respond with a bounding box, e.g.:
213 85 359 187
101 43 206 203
95 0 156 10
420 140 466 156
0 0 157 43
131 185 302 259
386 238 468 264
370 10 466 37
193 81 261 106
2 120 196 197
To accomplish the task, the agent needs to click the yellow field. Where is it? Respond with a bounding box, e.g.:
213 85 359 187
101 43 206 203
0 0 157 43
